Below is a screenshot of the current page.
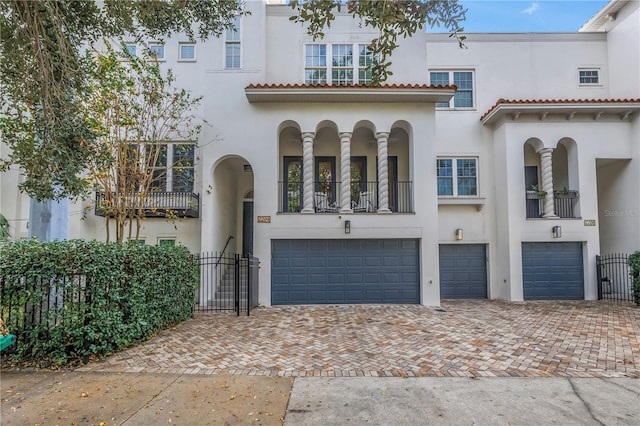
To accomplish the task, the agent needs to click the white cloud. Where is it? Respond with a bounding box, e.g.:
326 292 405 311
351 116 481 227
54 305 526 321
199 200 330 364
522 2 540 15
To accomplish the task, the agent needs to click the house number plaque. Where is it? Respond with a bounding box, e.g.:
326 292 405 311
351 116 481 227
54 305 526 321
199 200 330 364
583 219 596 226
257 216 271 223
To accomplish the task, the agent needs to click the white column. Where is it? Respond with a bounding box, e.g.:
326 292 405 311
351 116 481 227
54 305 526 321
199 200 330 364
301 132 315 213
339 132 353 213
376 132 391 213
539 147 557 218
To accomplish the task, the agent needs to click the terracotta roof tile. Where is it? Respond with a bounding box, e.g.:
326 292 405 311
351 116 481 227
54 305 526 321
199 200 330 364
481 98 640 121
245 83 456 90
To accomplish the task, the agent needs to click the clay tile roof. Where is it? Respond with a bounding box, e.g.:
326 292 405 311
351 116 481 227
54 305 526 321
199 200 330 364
481 98 640 121
245 83 456 90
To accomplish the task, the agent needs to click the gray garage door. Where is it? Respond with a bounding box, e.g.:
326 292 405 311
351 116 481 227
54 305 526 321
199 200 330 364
271 239 419 304
522 242 584 300
439 244 487 299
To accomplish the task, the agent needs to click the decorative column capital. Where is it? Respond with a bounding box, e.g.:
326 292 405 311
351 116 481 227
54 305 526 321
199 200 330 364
537 147 554 156
301 132 315 142
339 132 352 142
375 132 390 142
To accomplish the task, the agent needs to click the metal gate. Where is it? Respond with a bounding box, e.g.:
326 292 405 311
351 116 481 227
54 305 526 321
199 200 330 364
597 253 636 304
195 253 260 315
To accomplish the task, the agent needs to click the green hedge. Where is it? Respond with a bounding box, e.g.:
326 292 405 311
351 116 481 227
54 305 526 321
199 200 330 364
0 239 198 365
629 250 640 305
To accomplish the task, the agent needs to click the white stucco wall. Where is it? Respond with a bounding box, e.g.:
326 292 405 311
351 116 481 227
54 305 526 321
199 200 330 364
2 0 639 306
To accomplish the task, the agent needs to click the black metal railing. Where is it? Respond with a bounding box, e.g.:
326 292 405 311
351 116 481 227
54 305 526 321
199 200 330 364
277 180 414 213
554 193 578 218
525 192 578 219
195 252 260 316
597 253 637 304
95 191 199 218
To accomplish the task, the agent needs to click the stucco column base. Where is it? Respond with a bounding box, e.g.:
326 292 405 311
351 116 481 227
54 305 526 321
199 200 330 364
301 208 315 214
340 208 354 214
542 213 558 218
377 208 392 214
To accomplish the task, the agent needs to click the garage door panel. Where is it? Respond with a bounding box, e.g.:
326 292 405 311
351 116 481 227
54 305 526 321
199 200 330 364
522 242 583 300
346 257 363 267
439 244 487 299
272 239 419 304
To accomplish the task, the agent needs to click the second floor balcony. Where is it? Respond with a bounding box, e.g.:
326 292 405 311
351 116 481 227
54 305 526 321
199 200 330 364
95 191 200 218
278 181 414 214
526 190 579 219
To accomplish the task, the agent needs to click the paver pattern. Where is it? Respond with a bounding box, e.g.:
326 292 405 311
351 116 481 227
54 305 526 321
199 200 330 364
78 300 640 378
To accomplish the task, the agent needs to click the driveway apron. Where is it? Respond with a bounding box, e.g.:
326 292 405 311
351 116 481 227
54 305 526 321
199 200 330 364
78 300 640 378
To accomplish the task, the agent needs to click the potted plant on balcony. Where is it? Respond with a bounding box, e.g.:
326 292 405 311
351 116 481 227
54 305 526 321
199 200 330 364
526 185 547 199
554 187 579 199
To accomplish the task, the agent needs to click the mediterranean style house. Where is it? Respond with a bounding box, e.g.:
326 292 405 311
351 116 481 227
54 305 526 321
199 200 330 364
1 0 639 306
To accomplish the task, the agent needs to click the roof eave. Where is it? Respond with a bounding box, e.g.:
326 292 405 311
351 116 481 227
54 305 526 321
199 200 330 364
481 102 640 125
245 87 456 104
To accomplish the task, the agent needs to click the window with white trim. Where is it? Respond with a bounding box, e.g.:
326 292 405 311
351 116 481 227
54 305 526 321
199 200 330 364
124 43 137 57
148 43 165 61
158 238 176 247
437 158 478 196
305 43 377 86
579 69 599 85
225 16 241 69
430 70 474 108
358 45 375 85
332 44 353 85
146 142 196 192
179 43 196 61
305 44 327 84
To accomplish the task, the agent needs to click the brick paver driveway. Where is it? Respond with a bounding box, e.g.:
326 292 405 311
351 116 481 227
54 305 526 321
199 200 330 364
79 300 640 378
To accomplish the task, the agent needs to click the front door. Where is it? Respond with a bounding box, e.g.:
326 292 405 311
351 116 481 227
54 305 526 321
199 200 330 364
242 201 253 257
315 157 336 204
283 157 302 212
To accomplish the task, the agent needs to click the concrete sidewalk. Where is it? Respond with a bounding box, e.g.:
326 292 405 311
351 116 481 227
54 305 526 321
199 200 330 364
2 371 639 425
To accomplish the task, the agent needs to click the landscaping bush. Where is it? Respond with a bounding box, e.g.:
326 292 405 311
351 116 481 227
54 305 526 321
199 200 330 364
0 239 198 365
629 250 640 306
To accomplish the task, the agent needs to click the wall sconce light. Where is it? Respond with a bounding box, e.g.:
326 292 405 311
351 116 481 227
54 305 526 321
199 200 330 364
552 226 562 238
344 220 351 234
455 229 463 240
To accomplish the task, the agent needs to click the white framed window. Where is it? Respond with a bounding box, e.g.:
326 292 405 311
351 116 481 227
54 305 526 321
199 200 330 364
158 238 176 247
430 70 475 108
179 43 196 61
437 158 478 196
358 44 375 85
304 43 377 86
145 142 196 192
331 44 353 85
305 44 327 85
579 68 600 85
123 43 137 57
148 43 165 61
225 16 241 69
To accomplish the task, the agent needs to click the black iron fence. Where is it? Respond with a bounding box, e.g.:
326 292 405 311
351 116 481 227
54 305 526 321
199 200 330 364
597 253 637 304
195 252 260 316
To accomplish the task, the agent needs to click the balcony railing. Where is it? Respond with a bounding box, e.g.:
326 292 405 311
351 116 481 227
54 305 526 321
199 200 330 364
95 191 200 218
525 191 578 219
277 181 414 213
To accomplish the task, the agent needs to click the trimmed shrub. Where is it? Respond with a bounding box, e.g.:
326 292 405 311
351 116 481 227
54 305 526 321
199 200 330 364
0 239 198 365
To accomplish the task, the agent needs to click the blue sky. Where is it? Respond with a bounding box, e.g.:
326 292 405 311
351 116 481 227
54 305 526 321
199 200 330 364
428 0 610 33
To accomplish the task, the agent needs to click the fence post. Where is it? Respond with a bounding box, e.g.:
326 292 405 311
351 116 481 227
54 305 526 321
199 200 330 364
596 255 602 300
246 257 251 317
234 254 240 317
